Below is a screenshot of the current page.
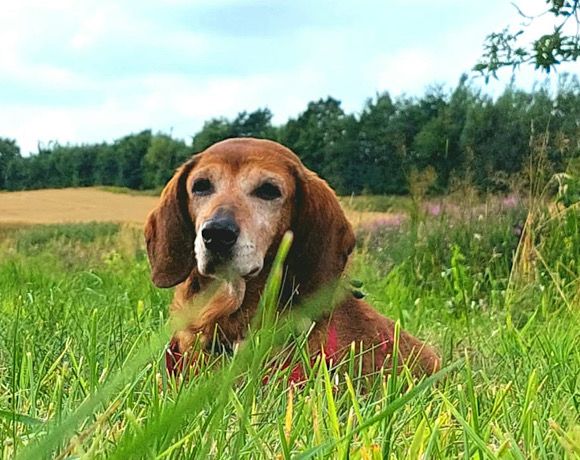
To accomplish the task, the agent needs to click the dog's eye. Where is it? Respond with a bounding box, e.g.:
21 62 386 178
253 182 282 201
192 178 213 196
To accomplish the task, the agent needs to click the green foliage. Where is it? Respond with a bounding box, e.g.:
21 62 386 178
475 1 580 77
356 93 407 194
114 130 152 189
142 134 189 189
555 134 580 207
280 97 357 194
0 191 578 458
96 185 162 196
1 76 579 195
0 138 20 189
192 108 278 152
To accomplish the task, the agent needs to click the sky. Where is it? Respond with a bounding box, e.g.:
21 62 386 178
1 0 578 155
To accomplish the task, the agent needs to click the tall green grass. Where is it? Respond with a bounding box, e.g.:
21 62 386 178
0 193 578 458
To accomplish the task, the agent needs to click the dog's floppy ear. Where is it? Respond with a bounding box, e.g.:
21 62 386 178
289 167 355 297
144 158 197 288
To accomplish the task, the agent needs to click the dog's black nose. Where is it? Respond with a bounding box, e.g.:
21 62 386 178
201 215 239 254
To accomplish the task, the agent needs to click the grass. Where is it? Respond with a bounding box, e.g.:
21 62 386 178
0 194 578 459
96 186 163 197
339 195 413 213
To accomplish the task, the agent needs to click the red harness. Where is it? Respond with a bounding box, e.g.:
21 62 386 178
165 318 390 383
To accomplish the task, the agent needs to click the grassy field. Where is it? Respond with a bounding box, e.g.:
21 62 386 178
0 192 578 459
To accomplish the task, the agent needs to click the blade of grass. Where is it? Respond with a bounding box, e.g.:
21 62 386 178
295 359 463 459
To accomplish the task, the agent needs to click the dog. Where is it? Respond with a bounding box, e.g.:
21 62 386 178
144 138 440 380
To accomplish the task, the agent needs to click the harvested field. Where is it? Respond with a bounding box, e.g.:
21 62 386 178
0 187 397 226
0 188 158 225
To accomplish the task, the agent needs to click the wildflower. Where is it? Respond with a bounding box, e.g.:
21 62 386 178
501 194 519 208
426 203 442 216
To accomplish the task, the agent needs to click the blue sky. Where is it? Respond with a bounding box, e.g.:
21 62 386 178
0 0 577 155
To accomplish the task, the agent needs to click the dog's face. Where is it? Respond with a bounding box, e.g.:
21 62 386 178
186 147 294 280
145 138 355 297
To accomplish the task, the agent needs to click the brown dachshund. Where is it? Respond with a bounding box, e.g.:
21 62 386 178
144 138 440 379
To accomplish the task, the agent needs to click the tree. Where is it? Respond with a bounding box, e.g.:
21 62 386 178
72 145 98 187
356 92 406 194
113 130 152 189
552 74 580 163
2 77 579 195
280 97 354 189
413 76 478 190
4 156 27 190
0 138 21 189
192 118 233 153
475 1 580 78
143 134 190 188
460 86 531 190
231 108 277 139
192 108 277 153
94 144 121 186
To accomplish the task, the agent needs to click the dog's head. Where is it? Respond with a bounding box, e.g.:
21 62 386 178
144 138 355 298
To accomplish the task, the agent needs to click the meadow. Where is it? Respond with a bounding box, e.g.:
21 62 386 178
0 190 578 459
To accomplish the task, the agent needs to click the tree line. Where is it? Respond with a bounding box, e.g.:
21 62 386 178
1 74 579 195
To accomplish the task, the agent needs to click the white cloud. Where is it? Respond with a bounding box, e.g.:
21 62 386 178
158 0 247 5
372 49 440 96
1 68 330 154
70 7 110 50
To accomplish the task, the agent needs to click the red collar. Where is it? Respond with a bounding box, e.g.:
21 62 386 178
165 317 389 383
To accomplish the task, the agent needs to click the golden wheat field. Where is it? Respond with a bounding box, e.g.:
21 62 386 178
0 187 393 226
0 188 158 224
